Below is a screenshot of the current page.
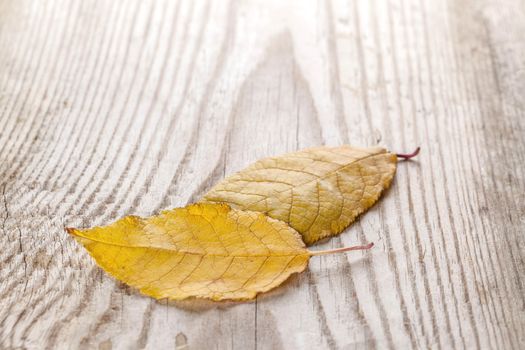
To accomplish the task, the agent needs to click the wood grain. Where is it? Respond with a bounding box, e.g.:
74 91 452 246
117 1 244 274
1 0 524 349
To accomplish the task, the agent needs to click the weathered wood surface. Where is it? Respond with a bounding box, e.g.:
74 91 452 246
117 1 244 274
1 0 524 348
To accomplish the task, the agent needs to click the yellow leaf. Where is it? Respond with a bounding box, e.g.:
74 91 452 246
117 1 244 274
68 203 318 301
203 146 398 245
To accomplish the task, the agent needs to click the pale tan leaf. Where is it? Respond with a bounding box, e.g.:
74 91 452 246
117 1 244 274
203 146 397 245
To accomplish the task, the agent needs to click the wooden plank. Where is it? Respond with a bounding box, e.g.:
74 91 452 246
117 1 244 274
0 0 523 348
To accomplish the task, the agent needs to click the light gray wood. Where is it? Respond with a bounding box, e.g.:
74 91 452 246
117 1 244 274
0 0 523 349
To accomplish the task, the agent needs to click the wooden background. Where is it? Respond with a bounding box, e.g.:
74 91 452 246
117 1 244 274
1 0 524 349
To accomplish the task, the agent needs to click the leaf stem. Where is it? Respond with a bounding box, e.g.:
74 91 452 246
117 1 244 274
309 242 374 256
396 146 420 160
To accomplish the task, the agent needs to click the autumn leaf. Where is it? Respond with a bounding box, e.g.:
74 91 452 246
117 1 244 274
66 203 372 301
203 146 417 245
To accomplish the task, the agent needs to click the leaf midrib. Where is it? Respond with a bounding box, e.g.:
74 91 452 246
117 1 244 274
74 234 308 257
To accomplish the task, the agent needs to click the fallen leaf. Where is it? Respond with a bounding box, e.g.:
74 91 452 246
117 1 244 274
66 203 372 301
203 146 399 245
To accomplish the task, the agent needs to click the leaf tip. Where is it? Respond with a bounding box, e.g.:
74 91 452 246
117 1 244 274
64 227 77 236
